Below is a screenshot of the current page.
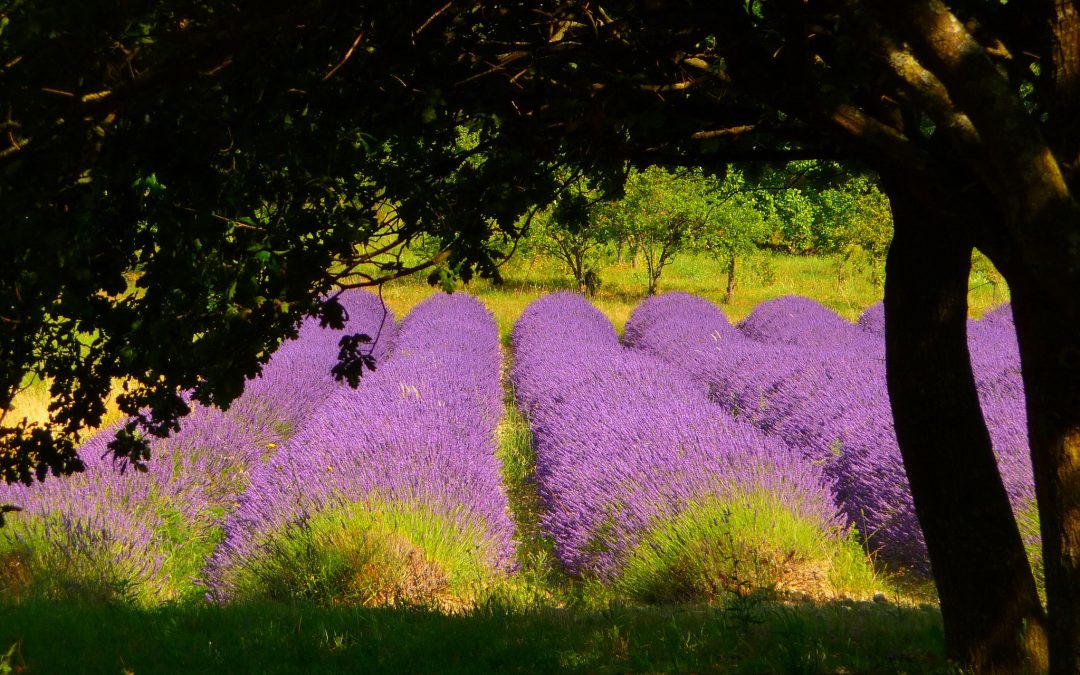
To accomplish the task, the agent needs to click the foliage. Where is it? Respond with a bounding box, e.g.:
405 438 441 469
813 175 894 288
530 180 610 295
0 2 565 482
690 168 771 302
598 167 718 295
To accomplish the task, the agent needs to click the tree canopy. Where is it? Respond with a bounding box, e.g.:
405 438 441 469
3 1 1080 672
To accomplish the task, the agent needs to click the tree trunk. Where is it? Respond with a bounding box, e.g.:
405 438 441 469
883 180 1048 672
647 271 659 295
1010 272 1080 675
572 251 587 295
724 256 736 304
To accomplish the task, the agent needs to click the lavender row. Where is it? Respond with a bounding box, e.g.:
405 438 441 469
858 300 1023 398
510 292 845 579
738 294 882 354
206 292 515 599
0 290 397 602
231 290 397 439
624 293 1035 572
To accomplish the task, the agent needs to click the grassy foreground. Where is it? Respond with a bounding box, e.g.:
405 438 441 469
0 598 952 674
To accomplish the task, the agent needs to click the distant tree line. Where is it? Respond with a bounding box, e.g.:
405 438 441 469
525 162 892 299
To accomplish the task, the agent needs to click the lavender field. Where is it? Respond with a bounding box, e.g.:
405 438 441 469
1 289 1037 610
0 288 1031 670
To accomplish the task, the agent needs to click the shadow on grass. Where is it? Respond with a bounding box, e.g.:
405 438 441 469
0 597 956 674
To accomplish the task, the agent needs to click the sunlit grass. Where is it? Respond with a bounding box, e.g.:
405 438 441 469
378 251 1008 337
223 500 502 612
6 375 125 430
612 494 881 605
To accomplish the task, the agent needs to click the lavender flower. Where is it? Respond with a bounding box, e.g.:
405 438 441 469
624 292 1037 574
207 292 515 600
1 290 396 603
232 290 397 440
737 295 874 351
511 292 845 579
857 302 885 337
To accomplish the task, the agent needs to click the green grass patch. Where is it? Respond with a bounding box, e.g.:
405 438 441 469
0 597 955 674
613 493 879 605
376 251 1007 338
224 500 500 611
491 393 573 607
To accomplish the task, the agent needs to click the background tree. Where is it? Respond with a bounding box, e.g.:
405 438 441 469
531 180 611 295
692 169 771 303
602 167 713 295
814 174 894 288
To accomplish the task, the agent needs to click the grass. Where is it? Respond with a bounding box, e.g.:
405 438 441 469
376 251 1008 342
613 494 880 605
0 597 955 674
223 501 499 611
4 373 125 438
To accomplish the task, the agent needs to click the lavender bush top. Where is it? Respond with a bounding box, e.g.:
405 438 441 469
737 295 873 350
233 290 397 440
856 301 885 337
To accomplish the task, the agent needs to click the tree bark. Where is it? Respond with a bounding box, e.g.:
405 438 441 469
1045 0 1080 190
1009 266 1080 675
883 178 1048 672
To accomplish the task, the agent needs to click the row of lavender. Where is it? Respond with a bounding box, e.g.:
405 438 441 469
623 293 1035 572
1 291 514 604
206 292 515 600
509 292 859 590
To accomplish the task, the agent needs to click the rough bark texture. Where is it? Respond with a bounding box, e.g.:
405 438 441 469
883 179 1048 673
1009 262 1080 675
1046 0 1080 188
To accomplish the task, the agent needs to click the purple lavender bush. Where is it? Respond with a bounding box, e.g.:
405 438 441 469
856 301 885 337
511 293 873 599
0 290 396 604
230 290 397 440
207 292 516 606
624 292 1038 577
0 409 267 603
737 295 874 351
969 303 1023 397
